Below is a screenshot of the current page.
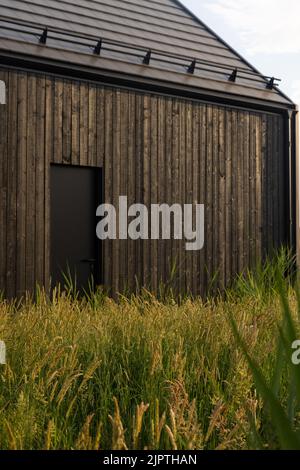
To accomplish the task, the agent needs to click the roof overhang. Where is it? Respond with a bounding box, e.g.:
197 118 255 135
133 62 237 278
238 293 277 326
0 38 297 114
0 0 296 111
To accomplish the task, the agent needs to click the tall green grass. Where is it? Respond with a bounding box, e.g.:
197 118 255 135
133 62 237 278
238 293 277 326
0 252 299 450
230 276 300 448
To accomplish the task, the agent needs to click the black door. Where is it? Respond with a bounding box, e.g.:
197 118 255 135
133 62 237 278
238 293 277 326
51 165 102 293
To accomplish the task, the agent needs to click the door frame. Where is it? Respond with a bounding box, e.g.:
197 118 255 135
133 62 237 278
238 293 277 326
50 163 103 290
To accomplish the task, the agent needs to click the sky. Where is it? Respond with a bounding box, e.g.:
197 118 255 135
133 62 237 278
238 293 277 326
181 0 300 105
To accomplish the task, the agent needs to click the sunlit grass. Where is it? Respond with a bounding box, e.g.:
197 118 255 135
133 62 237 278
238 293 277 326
0 249 299 450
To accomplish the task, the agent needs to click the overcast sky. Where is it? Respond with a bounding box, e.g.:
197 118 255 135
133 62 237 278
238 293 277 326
181 0 300 105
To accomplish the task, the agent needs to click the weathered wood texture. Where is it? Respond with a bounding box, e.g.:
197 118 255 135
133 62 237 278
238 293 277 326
0 68 288 297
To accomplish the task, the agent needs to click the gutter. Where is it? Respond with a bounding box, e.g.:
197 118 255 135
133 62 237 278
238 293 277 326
292 109 300 266
0 52 297 115
286 108 299 261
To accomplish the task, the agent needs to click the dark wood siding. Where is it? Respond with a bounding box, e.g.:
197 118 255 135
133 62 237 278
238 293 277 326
0 68 288 298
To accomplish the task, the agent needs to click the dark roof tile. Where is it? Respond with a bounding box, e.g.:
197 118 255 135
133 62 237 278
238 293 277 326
0 0 293 105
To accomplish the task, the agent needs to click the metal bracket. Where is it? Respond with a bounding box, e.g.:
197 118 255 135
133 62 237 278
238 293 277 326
143 50 151 65
266 77 275 89
39 28 48 45
94 39 102 55
0 17 285 91
187 59 196 74
229 68 238 82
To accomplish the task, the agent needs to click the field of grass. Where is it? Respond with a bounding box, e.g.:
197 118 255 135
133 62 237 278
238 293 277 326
0 253 300 450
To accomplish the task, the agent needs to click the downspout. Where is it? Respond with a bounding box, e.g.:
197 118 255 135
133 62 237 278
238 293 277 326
294 109 300 269
287 107 299 266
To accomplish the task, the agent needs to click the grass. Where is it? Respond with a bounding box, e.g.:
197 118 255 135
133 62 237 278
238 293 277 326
0 251 300 450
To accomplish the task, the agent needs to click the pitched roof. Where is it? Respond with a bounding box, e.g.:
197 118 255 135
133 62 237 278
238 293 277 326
0 0 294 106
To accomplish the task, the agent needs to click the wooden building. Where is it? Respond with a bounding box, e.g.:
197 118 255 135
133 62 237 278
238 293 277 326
0 0 298 298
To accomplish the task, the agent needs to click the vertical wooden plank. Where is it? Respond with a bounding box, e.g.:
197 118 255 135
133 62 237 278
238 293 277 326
103 88 113 290
249 114 257 268
142 94 151 288
278 115 285 246
171 99 180 294
225 108 232 286
53 78 63 164
6 71 18 298
95 85 105 287
267 115 274 252
157 96 166 289
185 101 193 295
71 81 80 166
88 84 97 167
135 92 143 292
192 103 200 295
44 77 54 292
261 114 268 258
231 109 238 277
16 72 28 297
237 110 244 273
62 80 72 165
80 82 89 166
205 105 213 293
165 97 173 288
96 87 105 168
255 114 263 262
179 100 186 295
119 90 129 293
112 89 121 294
273 115 280 250
212 106 219 293
243 112 250 269
218 107 226 290
25 74 37 293
199 104 207 296
127 91 136 291
35 74 46 288
150 95 158 293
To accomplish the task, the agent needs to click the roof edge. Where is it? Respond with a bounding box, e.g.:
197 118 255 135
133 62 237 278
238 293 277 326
172 0 295 106
0 51 297 114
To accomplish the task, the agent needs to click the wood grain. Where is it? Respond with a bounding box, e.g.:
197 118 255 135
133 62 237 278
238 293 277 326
0 68 288 298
